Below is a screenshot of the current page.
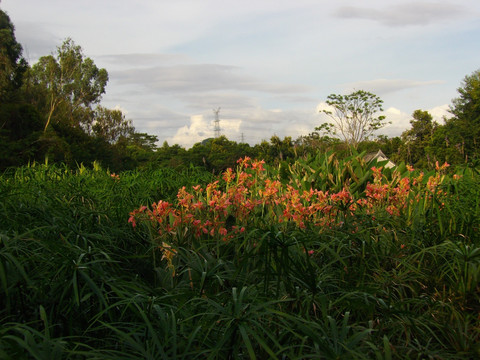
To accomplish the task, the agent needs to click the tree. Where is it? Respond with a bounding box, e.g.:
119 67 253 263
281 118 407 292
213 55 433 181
399 110 436 167
92 106 134 143
0 9 28 101
294 131 342 157
447 68 480 162
269 135 295 162
0 9 44 170
25 38 108 132
0 103 44 169
318 90 388 149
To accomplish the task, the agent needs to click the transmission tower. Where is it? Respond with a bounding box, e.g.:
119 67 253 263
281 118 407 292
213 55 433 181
213 107 221 138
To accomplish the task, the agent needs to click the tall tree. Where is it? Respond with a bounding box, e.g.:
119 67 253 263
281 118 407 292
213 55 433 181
0 9 28 101
0 9 44 169
447 69 480 162
25 38 108 132
318 90 388 149
399 110 436 167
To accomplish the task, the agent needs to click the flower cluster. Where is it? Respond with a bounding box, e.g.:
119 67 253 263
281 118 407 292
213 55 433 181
129 158 451 244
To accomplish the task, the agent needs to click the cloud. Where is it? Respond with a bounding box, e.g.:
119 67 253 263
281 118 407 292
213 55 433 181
160 105 323 148
177 93 258 111
335 2 466 27
13 21 59 61
379 107 411 137
97 53 192 68
429 104 451 123
342 79 444 95
167 114 242 148
109 64 311 94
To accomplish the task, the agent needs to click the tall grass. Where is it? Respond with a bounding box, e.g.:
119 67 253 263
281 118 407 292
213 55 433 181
0 157 479 359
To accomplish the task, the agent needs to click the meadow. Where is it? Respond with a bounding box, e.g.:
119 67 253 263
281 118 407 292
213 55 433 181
0 153 479 359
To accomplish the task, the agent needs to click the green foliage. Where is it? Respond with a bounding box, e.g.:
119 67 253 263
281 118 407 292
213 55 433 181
422 69 480 166
1 13 480 357
92 106 134 144
254 135 295 164
0 9 28 101
25 38 108 132
449 69 480 162
284 149 398 195
318 90 389 149
1 159 479 358
398 110 437 167
182 136 256 173
0 103 44 168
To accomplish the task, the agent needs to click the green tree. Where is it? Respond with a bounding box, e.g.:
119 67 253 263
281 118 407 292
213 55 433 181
112 132 159 169
0 9 28 101
294 131 342 157
0 103 44 168
318 90 388 149
130 132 159 152
25 38 108 132
447 69 480 162
399 110 436 167
0 9 44 169
429 123 461 165
92 106 134 143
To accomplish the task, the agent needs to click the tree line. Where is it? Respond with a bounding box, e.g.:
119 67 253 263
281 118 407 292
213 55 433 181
1 8 479 173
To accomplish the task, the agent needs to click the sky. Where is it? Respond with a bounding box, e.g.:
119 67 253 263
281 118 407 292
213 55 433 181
2 0 480 148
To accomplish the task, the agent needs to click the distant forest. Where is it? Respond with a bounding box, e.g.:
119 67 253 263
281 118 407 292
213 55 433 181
1 8 479 172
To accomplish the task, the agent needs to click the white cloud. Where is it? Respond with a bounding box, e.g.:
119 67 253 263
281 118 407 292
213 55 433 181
97 53 192 69
429 104 451 124
342 79 444 95
109 64 311 94
335 2 467 27
167 114 242 148
315 102 334 113
112 104 129 115
379 107 411 137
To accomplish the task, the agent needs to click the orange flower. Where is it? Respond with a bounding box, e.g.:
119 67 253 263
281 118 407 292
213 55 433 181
159 242 177 276
222 168 235 183
251 160 266 173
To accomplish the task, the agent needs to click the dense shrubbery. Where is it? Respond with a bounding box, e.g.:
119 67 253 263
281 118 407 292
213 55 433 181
2 7 480 358
1 156 479 359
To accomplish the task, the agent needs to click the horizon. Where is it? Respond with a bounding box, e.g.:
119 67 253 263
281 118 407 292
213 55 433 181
2 0 479 148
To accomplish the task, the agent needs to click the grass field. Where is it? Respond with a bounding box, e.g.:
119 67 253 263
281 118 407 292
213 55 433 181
1 154 479 359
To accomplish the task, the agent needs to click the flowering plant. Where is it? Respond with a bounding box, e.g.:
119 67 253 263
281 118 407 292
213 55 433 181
129 157 452 270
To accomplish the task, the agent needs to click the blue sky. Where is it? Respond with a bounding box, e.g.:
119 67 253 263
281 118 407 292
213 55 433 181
2 0 479 147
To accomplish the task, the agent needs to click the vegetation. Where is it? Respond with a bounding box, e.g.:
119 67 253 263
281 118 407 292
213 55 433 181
1 6 480 172
1 7 480 358
318 90 389 149
1 156 479 359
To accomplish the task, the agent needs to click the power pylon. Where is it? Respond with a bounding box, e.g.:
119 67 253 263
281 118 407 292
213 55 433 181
213 107 221 138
